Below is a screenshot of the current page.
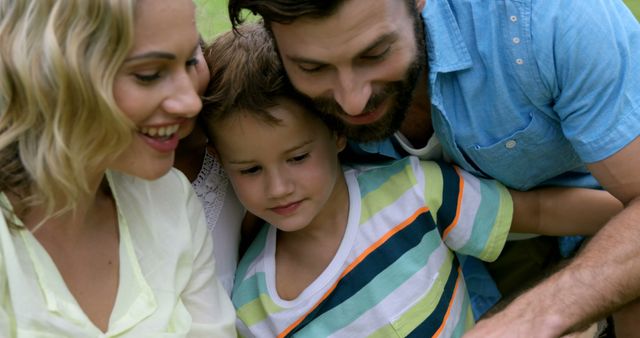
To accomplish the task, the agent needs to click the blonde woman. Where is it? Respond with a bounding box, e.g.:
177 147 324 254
0 0 235 336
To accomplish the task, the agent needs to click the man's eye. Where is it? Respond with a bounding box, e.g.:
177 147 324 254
361 46 391 60
134 72 161 83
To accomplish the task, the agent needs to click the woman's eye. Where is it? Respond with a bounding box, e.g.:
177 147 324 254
134 72 161 83
186 57 199 67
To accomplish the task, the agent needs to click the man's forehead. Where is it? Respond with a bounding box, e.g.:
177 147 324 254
271 0 411 62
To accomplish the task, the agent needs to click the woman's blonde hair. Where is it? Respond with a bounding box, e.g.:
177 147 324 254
0 0 137 223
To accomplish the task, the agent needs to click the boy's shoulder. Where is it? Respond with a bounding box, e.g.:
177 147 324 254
345 156 449 178
344 155 416 172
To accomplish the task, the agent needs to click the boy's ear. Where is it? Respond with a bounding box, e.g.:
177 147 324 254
416 0 426 12
335 133 347 153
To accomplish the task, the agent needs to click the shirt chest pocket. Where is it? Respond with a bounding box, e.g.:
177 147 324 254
463 111 583 190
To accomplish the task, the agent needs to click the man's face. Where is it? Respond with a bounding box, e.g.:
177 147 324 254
271 0 426 142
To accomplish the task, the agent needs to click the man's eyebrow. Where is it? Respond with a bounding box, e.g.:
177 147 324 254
285 32 398 65
358 32 398 56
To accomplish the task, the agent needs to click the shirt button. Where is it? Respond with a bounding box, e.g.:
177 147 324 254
515 58 524 65
505 140 517 149
512 37 521 44
510 15 518 22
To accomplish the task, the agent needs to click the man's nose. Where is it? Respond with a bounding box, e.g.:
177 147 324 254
333 67 372 117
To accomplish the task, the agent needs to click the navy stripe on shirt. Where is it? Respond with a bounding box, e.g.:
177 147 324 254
287 210 436 337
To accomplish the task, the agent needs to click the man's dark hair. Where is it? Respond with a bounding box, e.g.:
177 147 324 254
229 1 342 28
229 0 414 29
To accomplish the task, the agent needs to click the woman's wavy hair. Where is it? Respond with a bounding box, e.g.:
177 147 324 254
0 0 136 225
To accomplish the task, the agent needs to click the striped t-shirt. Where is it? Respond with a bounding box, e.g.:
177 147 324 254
232 157 512 338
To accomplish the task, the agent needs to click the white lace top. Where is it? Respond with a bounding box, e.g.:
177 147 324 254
191 151 244 295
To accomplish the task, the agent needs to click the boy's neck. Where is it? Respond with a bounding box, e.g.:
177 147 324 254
274 171 350 300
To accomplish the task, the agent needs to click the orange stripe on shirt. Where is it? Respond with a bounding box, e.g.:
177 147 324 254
277 206 430 338
442 166 465 239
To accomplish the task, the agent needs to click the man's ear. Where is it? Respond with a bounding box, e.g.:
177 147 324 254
416 0 426 12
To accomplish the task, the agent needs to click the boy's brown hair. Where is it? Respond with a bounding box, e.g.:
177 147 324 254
201 23 342 135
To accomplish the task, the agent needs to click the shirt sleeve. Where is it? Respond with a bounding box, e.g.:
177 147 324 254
533 0 640 163
179 175 237 337
419 160 512 262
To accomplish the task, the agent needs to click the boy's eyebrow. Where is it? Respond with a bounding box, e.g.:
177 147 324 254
284 32 398 65
226 139 314 165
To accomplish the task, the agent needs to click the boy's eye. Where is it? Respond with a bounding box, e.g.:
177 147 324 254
298 63 325 73
239 166 261 175
290 153 309 163
134 72 161 83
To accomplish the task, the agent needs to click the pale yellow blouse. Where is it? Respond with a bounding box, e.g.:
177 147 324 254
0 169 236 337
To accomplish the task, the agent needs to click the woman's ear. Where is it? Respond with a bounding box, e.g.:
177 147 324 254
416 0 426 12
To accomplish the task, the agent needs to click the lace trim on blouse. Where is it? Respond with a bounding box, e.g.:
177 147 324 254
191 151 228 232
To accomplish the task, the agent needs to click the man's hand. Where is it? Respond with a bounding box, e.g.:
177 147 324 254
463 286 567 338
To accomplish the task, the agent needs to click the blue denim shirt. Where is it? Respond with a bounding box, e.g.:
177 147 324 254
425 0 640 189
349 0 640 318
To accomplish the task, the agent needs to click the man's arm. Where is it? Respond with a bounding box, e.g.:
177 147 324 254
509 187 622 236
464 137 640 337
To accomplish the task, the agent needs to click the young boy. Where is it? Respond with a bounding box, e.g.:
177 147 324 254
201 24 621 338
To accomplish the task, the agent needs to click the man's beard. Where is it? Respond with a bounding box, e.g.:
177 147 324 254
311 16 427 143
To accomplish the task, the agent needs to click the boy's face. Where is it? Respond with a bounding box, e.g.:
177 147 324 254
212 98 348 232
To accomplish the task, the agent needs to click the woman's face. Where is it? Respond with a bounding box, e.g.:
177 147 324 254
111 0 202 180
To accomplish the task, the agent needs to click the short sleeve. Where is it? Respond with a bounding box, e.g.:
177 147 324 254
533 0 640 162
419 160 512 261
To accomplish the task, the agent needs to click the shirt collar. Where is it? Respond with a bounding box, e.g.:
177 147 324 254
422 0 473 73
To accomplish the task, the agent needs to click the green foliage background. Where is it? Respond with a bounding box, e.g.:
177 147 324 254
626 0 640 19
194 0 640 41
194 0 230 41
